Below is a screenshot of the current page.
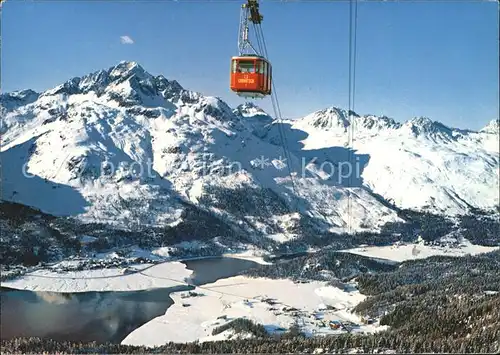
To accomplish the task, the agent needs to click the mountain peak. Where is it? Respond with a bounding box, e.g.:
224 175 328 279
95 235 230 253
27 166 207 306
480 119 499 134
298 106 402 133
118 60 140 68
109 61 149 81
1 89 39 99
301 106 352 131
407 116 434 126
403 116 454 137
0 89 40 112
234 102 270 118
34 61 187 109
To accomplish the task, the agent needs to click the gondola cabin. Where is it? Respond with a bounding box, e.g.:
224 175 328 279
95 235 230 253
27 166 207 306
230 55 272 98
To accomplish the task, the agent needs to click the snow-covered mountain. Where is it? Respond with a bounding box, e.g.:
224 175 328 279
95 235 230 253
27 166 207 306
1 61 498 243
268 109 499 215
481 118 500 134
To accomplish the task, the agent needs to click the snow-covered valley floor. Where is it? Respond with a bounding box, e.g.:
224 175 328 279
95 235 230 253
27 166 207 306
121 276 385 347
341 239 500 263
0 261 192 293
0 250 270 293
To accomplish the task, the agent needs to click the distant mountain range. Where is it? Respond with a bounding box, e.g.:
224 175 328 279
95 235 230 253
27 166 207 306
1 61 498 244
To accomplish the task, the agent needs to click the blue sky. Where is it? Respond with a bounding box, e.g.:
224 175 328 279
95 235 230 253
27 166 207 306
2 0 498 130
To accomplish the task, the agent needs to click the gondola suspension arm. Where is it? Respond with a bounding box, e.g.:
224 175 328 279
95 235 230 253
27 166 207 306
238 0 263 56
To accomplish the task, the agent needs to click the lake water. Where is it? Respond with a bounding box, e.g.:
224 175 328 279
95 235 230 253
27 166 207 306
0 257 261 344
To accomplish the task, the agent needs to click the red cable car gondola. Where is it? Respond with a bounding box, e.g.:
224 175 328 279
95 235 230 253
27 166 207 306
230 0 272 99
230 54 272 98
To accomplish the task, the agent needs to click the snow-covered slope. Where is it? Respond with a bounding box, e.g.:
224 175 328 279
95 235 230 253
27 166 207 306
264 107 499 215
1 61 498 244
